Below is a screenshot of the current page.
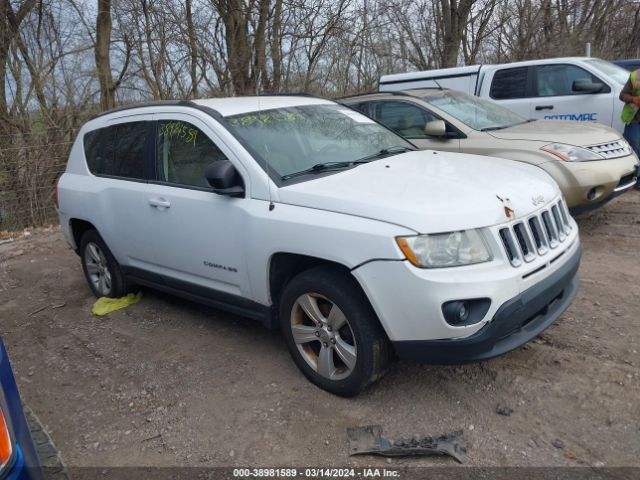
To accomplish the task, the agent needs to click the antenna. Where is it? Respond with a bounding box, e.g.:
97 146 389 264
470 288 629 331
256 72 275 211
432 79 444 90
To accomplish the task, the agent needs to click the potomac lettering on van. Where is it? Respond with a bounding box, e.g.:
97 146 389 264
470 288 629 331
203 260 238 273
543 113 597 121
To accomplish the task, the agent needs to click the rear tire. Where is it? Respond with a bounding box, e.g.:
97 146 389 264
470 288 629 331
80 229 127 298
24 405 69 480
279 266 391 397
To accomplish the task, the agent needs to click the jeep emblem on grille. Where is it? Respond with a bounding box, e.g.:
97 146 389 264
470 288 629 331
531 195 545 206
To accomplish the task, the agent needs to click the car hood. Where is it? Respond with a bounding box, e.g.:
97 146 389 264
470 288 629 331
277 151 560 233
486 120 621 145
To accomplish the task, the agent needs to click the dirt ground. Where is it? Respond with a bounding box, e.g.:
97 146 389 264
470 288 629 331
0 192 639 470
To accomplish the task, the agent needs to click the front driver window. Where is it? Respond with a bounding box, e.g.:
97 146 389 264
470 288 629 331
156 120 228 188
536 65 607 96
373 101 437 138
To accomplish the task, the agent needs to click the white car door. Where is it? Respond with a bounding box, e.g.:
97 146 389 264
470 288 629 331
529 63 613 127
144 113 253 301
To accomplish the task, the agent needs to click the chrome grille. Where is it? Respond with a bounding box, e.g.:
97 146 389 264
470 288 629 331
585 140 631 159
499 199 572 267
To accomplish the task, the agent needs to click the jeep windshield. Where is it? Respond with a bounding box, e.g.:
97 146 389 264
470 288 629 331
423 90 528 131
225 104 415 181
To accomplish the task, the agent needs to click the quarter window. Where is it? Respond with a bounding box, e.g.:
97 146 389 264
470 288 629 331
490 67 529 99
155 120 228 188
83 129 101 174
373 101 437 138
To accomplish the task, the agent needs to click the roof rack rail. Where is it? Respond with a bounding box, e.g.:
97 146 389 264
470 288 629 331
89 100 199 120
334 90 416 101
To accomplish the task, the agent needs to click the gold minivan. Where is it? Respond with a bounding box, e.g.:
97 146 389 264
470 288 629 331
341 89 639 212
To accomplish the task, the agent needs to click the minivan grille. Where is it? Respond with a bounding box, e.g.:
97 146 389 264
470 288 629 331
585 140 631 159
499 199 572 267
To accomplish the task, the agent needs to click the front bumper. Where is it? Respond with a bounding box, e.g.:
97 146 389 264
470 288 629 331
392 245 581 364
540 155 638 210
569 164 639 215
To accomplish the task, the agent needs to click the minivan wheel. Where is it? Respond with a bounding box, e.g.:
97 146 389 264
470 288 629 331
280 266 391 397
80 230 126 298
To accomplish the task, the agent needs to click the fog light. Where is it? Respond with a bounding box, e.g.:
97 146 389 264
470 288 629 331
587 188 597 201
442 298 491 326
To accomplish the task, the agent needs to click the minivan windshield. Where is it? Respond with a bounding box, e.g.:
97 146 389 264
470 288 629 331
423 90 528 131
586 58 629 85
226 104 414 180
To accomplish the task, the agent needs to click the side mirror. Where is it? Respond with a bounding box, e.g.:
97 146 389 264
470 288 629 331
205 160 245 197
424 120 447 137
572 78 604 94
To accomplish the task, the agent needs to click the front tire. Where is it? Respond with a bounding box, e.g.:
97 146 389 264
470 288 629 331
80 229 127 298
279 266 391 397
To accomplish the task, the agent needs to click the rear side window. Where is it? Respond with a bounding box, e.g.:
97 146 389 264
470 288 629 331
82 121 148 179
103 122 147 179
155 120 228 188
349 102 371 115
490 67 528 99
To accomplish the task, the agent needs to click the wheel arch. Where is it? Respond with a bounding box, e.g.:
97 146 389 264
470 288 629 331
267 252 387 337
69 218 97 253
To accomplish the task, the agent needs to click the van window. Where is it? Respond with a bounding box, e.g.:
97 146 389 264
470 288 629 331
83 122 147 179
490 67 528 99
155 120 228 188
536 64 609 96
373 101 437 138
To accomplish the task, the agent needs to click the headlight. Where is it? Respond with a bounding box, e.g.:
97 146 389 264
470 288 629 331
396 230 492 268
541 143 603 161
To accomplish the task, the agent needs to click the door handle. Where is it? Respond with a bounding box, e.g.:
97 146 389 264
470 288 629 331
148 197 171 209
535 105 554 111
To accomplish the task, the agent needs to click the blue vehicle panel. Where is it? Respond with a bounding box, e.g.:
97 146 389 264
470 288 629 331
0 338 41 480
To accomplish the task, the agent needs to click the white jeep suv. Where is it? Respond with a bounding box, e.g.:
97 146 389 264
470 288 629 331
57 96 581 396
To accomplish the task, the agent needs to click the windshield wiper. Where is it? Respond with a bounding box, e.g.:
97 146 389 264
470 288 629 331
480 125 510 132
281 161 354 180
281 146 416 181
352 145 416 163
481 119 536 132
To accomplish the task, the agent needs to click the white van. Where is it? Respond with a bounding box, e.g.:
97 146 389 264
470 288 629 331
379 57 631 133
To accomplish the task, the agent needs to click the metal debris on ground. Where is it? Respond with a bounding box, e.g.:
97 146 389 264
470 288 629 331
495 405 514 416
347 425 466 463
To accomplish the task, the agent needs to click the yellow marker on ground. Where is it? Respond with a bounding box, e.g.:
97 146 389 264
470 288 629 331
91 292 142 316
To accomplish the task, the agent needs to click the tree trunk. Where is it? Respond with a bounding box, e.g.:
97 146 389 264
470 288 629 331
95 0 114 110
185 0 198 97
270 0 282 92
439 0 475 68
0 0 36 129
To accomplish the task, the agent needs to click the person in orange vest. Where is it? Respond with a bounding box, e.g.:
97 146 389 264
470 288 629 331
620 69 640 188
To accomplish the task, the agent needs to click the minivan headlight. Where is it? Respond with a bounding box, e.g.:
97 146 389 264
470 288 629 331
541 143 603 161
396 230 492 268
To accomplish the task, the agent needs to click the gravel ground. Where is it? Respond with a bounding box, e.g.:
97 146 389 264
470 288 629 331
0 192 639 469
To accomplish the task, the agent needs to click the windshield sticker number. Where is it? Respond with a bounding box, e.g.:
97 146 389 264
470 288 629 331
160 121 198 146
